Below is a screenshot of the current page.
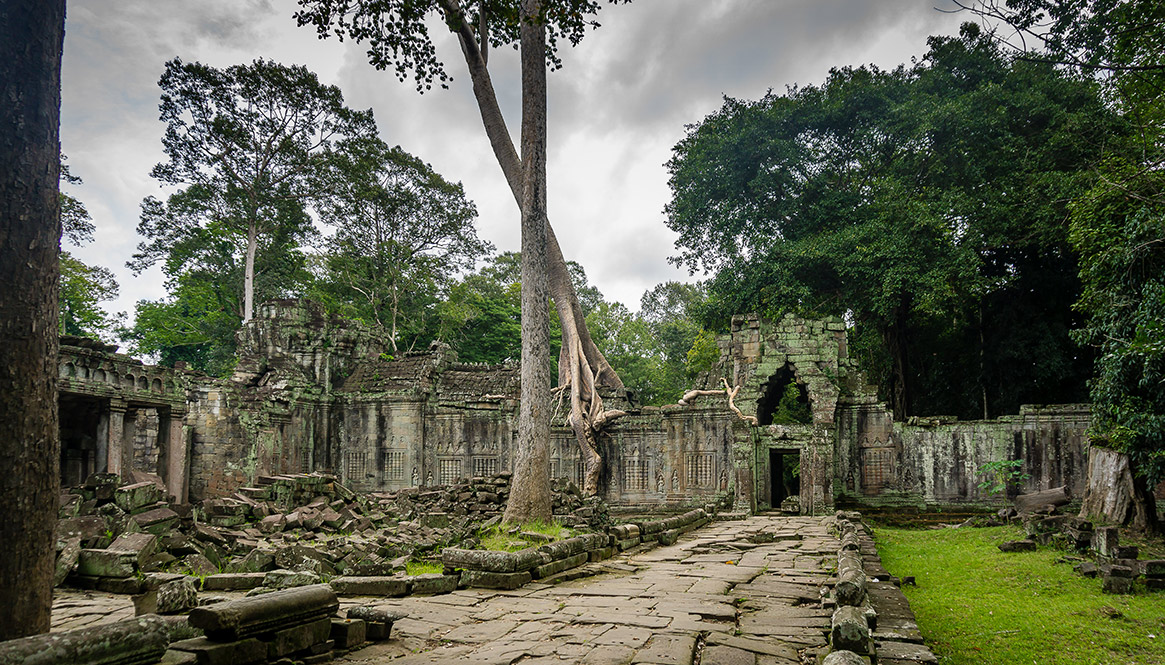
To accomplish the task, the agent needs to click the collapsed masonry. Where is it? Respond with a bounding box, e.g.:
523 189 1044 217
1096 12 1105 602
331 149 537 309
58 299 1091 514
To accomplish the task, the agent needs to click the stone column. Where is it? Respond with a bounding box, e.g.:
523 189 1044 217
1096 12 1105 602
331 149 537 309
106 399 126 477
166 410 188 504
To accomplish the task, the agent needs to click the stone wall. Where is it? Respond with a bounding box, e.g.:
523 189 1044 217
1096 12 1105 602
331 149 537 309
57 300 1095 515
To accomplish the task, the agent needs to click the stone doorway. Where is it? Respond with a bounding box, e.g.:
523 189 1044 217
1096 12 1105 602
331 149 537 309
59 393 104 486
769 448 801 511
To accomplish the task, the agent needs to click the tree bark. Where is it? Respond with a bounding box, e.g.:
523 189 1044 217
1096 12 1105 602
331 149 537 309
503 0 553 524
884 303 911 420
443 0 625 495
1080 447 1160 533
243 218 257 323
0 0 65 638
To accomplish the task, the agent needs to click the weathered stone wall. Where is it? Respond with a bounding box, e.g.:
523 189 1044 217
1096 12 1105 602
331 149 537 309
835 402 1091 510
56 300 1095 515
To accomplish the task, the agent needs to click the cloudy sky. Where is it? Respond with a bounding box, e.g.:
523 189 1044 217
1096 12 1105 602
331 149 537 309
61 0 968 321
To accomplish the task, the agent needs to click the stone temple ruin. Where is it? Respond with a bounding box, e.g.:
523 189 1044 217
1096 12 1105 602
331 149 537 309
58 299 1091 514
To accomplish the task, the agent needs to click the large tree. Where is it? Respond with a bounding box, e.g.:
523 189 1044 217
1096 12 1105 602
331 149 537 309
0 0 64 639
310 136 490 351
960 0 1164 528
667 25 1121 420
294 0 631 511
134 58 375 324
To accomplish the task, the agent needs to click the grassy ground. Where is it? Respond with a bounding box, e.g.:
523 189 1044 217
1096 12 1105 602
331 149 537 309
478 521 574 551
875 525 1165 665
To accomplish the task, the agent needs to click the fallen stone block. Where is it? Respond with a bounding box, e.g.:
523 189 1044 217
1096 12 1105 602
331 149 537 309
459 568 532 590
1102 575 1133 594
110 532 159 567
998 540 1036 553
265 569 322 589
1073 562 1098 578
409 573 458 595
54 536 82 587
266 617 332 659
201 573 267 591
442 547 542 573
1101 564 1134 578
78 548 138 578
346 607 406 642
329 575 409 596
1143 560 1165 578
831 605 871 654
131 507 179 535
188 584 339 641
96 576 145 595
0 613 168 665
330 618 366 650
115 481 165 515
169 637 266 665
615 536 641 552
589 546 615 562
532 552 589 579
1113 545 1139 559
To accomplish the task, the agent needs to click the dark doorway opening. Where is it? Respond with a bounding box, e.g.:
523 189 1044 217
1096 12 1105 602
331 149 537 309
757 364 811 426
769 448 800 510
60 393 104 486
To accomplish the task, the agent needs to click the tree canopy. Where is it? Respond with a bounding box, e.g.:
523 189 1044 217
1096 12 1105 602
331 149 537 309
666 24 1125 420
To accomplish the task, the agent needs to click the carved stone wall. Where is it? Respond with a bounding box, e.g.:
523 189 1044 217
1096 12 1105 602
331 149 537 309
56 300 1094 514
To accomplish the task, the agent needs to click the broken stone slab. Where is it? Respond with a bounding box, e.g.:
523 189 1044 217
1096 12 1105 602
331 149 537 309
835 562 867 607
442 546 543 573
188 583 339 641
1143 560 1165 577
1101 564 1134 578
77 548 139 578
266 617 332 660
131 507 179 535
346 606 405 641
997 540 1037 553
589 546 615 562
169 637 267 665
532 552 589 579
1102 575 1134 594
132 578 200 616
264 569 323 589
1074 562 1098 578
874 640 939 664
329 575 409 596
459 568 532 590
409 573 458 595
609 524 640 540
201 573 267 591
115 482 165 515
0 613 168 665
54 536 83 587
615 536 641 552
110 532 159 568
831 605 871 654
225 548 275 574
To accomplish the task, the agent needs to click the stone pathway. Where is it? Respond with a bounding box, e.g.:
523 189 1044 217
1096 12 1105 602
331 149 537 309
335 515 836 664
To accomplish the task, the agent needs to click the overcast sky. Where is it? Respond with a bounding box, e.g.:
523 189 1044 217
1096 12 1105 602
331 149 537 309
60 0 968 322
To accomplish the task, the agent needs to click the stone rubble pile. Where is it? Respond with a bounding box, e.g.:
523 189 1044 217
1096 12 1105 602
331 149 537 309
994 489 1163 595
53 471 609 601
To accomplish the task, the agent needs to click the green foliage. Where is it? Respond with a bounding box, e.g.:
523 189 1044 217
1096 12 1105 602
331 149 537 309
770 380 811 425
308 136 490 352
877 525 1165 665
977 459 1030 495
405 560 444 576
477 521 572 551
684 329 720 379
666 24 1120 419
57 156 124 342
294 0 630 92
127 58 373 372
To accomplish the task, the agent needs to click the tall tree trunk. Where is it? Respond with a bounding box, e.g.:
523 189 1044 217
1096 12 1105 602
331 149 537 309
243 218 257 323
0 0 64 639
504 0 553 524
884 303 911 421
442 1 625 495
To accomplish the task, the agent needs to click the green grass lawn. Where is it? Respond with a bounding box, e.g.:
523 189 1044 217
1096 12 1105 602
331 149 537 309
875 525 1165 665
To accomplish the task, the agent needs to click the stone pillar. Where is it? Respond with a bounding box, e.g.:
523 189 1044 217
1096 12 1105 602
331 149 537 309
106 399 126 477
166 410 188 504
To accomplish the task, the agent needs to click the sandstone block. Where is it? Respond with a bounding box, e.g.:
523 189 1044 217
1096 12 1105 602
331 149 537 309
442 547 542 573
330 618 366 650
459 569 531 590
265 569 322 589
188 584 338 641
831 606 870 654
532 552 588 579
409 573 458 595
170 637 266 665
0 613 167 665
77 548 137 578
329 575 409 596
267 617 332 659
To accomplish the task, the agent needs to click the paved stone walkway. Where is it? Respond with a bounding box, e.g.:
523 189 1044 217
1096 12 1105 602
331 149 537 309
49 515 844 664
337 515 835 664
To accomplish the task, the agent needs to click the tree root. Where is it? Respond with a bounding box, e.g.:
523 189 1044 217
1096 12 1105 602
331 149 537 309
678 378 758 426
